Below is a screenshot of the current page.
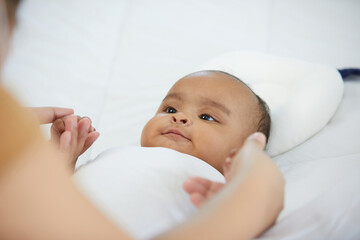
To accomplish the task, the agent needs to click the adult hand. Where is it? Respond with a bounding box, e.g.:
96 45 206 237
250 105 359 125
28 107 74 124
183 132 270 207
176 133 283 240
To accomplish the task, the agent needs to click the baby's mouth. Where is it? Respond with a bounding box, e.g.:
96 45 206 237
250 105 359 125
162 129 191 141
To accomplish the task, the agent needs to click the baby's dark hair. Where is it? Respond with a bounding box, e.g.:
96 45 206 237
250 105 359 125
253 94 271 143
204 70 271 143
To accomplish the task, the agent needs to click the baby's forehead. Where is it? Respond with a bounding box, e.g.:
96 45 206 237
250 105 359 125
175 70 257 99
169 71 259 115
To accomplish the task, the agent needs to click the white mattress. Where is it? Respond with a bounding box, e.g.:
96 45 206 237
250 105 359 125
2 1 359 239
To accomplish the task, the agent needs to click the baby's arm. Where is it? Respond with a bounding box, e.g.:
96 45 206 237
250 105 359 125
51 115 99 170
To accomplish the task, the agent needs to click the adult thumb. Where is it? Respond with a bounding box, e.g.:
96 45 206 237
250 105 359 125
245 132 266 151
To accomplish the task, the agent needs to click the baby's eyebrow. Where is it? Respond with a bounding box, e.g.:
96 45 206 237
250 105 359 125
200 97 231 116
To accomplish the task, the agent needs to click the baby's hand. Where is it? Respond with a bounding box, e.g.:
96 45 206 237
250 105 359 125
183 149 238 207
183 177 225 208
51 115 99 169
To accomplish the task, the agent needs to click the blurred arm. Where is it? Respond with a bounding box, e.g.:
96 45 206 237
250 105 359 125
156 134 284 240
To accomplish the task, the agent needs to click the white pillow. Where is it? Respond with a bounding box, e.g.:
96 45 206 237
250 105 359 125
195 51 344 156
74 146 225 240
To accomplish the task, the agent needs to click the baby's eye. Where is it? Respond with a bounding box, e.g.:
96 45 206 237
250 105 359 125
199 114 215 121
164 106 177 114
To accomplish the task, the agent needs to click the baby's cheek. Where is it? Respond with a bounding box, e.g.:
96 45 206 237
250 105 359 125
141 115 166 146
197 134 227 171
140 120 154 146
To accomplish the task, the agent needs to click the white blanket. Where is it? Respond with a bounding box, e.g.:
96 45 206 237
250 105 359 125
74 146 225 239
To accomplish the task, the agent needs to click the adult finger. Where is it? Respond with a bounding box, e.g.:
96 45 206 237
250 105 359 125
244 132 266 150
52 118 66 133
29 107 74 124
233 132 267 161
50 118 66 143
228 132 267 178
223 153 237 180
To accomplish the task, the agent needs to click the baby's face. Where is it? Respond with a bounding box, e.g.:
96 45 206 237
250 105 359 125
141 71 259 173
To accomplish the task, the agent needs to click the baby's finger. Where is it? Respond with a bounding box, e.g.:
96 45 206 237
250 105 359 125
207 182 225 198
59 131 71 152
64 115 78 132
189 193 207 208
78 116 95 133
77 118 91 155
78 118 91 139
183 177 212 195
64 116 78 152
188 177 214 189
81 131 100 155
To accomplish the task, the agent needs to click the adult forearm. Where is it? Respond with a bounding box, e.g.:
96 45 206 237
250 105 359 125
156 140 284 240
0 87 132 240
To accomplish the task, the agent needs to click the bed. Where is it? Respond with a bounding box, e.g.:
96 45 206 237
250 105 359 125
2 0 359 239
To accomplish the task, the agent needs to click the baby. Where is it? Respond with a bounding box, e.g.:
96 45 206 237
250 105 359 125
52 70 270 174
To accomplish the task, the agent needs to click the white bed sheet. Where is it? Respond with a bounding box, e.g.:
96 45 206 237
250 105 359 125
259 78 360 238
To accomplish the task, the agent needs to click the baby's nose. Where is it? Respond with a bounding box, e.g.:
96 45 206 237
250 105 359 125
171 113 191 126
